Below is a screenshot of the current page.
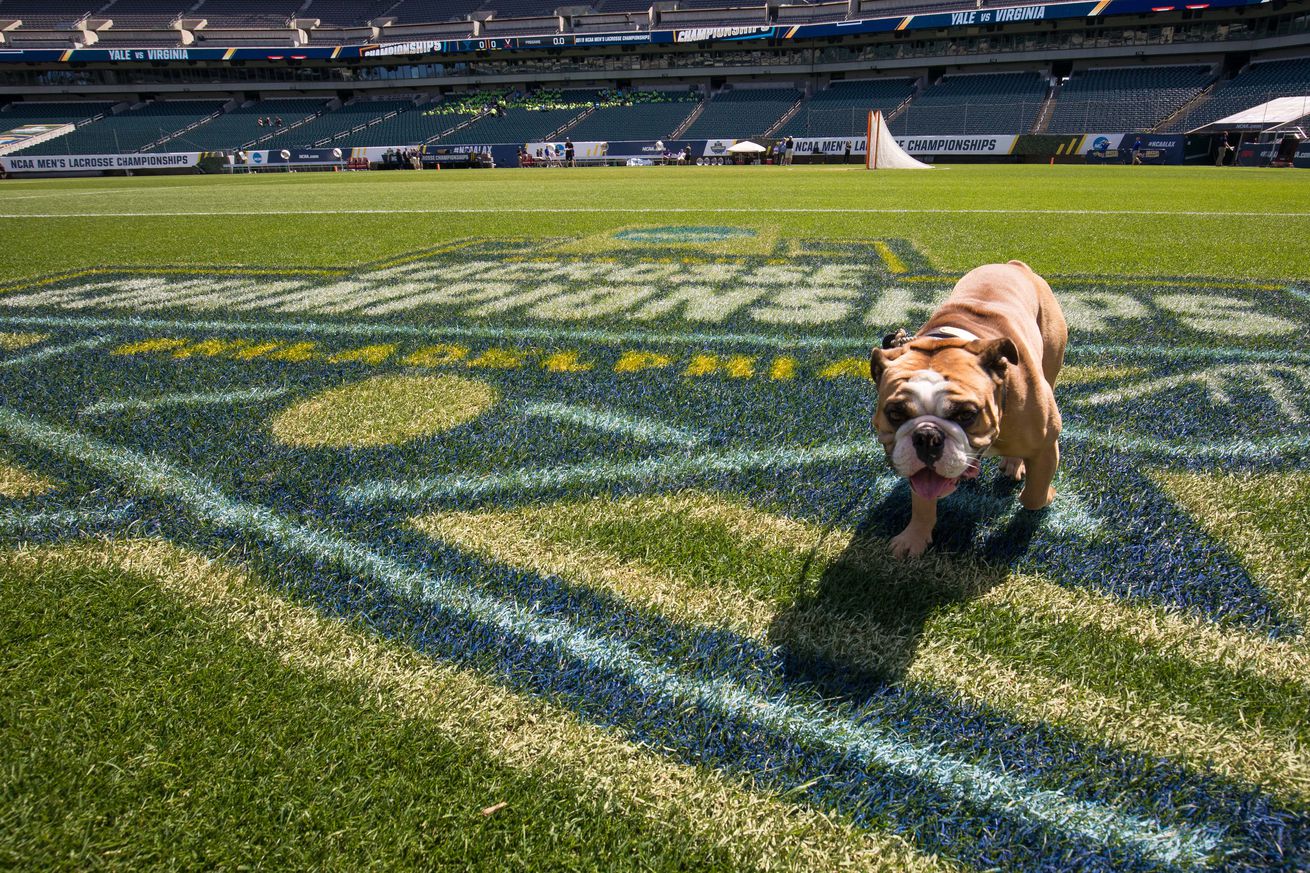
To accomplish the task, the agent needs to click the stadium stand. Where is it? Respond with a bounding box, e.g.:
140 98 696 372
1046 66 1213 134
0 101 115 127
680 87 803 139
188 0 296 27
257 98 417 147
159 99 329 151
298 0 379 26
560 90 701 140
593 0 655 10
775 1 846 23
10 100 224 154
1159 56 1310 132
891 71 1048 135
782 78 916 137
383 0 484 24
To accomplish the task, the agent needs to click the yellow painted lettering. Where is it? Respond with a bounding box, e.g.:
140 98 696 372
541 351 593 373
684 353 755 379
614 351 672 373
819 358 872 379
404 344 469 367
112 337 189 356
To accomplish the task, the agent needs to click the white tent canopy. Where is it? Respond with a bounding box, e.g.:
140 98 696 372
725 140 766 153
1190 96 1310 133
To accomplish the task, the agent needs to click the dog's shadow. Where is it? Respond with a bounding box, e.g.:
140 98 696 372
767 474 1042 695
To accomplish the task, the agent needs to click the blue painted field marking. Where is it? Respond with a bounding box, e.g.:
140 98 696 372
522 402 707 446
2 311 1310 363
0 506 130 534
81 386 295 417
1062 425 1310 460
0 335 114 368
342 441 888 505
0 404 1219 867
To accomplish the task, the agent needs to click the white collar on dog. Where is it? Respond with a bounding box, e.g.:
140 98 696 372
921 326 980 342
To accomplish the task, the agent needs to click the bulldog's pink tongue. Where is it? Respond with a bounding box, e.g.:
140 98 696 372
910 468 960 499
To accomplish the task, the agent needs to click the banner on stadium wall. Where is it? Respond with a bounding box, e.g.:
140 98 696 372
1236 140 1310 168
0 152 201 173
895 135 1017 155
1083 133 1185 164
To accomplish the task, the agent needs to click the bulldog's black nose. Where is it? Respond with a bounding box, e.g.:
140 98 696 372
912 423 945 465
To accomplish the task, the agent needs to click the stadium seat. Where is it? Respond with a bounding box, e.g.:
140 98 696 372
891 71 1048 135
10 100 225 155
781 79 916 137
159 99 330 151
680 88 804 139
1047 66 1213 133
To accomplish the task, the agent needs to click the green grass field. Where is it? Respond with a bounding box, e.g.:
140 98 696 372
1 165 1308 872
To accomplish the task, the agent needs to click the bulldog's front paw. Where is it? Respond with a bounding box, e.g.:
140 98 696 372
1020 485 1056 510
890 526 932 558
1001 457 1026 481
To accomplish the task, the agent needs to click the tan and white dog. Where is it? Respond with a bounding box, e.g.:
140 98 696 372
870 261 1067 558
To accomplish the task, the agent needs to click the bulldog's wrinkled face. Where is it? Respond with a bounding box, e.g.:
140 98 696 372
870 338 1016 499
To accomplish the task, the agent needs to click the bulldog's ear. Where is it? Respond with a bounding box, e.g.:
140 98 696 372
972 337 1018 380
870 346 902 384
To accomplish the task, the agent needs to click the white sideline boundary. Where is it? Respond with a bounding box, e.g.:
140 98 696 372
0 208 1306 218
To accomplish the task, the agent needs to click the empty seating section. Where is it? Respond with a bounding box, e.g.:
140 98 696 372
0 101 114 125
680 88 802 138
481 15 560 35
482 0 558 17
775 1 846 22
562 94 700 140
299 0 378 25
594 0 653 10
660 7 764 26
1159 57 1310 132
1047 66 1211 133
13 100 222 154
189 0 296 26
783 78 914 136
891 72 1047 135
259 99 414 146
383 0 484 24
332 105 450 146
161 99 327 150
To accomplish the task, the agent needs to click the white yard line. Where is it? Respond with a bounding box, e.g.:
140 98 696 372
1 207 1307 219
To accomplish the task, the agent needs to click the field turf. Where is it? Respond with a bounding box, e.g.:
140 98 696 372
0 165 1308 871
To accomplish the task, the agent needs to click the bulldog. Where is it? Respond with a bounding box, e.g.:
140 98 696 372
870 260 1067 558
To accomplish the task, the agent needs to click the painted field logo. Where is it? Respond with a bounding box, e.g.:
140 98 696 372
613 226 758 243
0 234 1307 872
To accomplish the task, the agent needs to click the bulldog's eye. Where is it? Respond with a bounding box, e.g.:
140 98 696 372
953 409 978 427
885 406 908 426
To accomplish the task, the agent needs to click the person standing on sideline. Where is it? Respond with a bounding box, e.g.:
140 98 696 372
783 136 794 166
565 138 575 167
844 140 852 164
1215 131 1235 167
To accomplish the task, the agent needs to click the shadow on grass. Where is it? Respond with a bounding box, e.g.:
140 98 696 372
768 473 1043 690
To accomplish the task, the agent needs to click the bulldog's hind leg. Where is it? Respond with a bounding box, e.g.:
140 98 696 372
891 492 938 558
1020 441 1059 510
1001 457 1026 481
